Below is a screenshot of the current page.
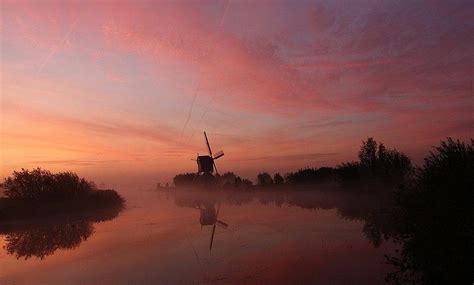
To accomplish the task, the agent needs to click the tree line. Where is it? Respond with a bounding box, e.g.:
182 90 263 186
172 137 414 189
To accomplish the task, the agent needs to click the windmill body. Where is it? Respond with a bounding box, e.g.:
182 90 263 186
197 155 214 174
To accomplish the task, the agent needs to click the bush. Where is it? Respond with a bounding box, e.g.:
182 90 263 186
387 138 473 284
242 179 253 188
218 172 239 187
273 173 284 185
285 167 335 185
88 189 125 207
336 162 361 184
257 172 273 186
0 169 125 220
3 168 95 200
173 173 197 187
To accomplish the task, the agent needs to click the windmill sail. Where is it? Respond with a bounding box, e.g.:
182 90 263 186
209 223 216 250
203 131 212 156
213 150 224 160
217 220 228 228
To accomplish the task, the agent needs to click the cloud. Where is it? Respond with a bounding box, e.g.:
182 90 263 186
229 152 338 162
26 159 123 166
300 119 353 129
3 100 189 147
3 1 471 116
1 1 472 178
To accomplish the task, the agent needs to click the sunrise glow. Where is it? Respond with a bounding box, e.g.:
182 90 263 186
1 1 472 185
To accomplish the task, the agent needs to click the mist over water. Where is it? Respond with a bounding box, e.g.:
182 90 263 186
0 187 395 284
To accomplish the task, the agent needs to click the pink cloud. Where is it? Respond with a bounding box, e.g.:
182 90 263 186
1 1 472 180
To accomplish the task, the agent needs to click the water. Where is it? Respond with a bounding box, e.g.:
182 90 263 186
0 188 395 284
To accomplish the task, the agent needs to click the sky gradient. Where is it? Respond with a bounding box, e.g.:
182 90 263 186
1 0 472 186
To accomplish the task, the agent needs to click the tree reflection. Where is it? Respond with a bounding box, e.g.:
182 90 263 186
3 221 93 259
0 207 122 260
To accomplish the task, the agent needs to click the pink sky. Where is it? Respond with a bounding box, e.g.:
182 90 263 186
1 0 472 185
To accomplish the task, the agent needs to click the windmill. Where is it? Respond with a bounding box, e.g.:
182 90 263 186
196 131 224 177
198 203 228 250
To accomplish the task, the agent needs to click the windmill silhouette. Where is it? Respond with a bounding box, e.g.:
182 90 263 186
193 131 224 184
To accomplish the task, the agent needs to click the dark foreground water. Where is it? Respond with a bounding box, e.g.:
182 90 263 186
0 187 395 284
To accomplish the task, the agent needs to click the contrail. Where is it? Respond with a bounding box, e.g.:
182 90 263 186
179 77 202 140
37 16 79 73
179 0 232 142
219 0 232 26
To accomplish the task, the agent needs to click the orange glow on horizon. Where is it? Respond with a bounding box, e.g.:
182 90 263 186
1 1 472 185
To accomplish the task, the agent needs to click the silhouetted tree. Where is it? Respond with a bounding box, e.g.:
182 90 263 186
359 137 378 170
273 173 284 185
358 138 412 180
257 172 273 186
386 138 473 284
338 138 412 187
377 148 412 180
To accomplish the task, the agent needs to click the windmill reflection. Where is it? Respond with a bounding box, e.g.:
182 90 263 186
197 202 228 250
0 207 122 260
172 193 229 250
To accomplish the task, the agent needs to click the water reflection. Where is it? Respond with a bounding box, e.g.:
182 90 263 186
168 189 471 284
173 194 229 250
1 190 394 284
0 207 123 259
171 190 394 248
2 187 466 284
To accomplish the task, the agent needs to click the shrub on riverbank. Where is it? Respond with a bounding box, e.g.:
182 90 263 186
3 168 97 200
0 168 124 220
